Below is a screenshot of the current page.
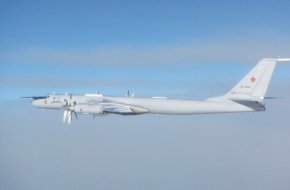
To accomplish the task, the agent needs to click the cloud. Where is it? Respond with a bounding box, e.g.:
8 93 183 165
0 74 207 97
1 96 290 190
1 36 290 66
0 74 128 87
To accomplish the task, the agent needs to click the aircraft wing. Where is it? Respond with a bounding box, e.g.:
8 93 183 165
101 103 150 115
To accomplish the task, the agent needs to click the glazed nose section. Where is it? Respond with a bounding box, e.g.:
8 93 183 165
32 99 47 107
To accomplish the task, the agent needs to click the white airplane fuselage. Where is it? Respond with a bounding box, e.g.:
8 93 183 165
27 58 290 125
103 96 257 114
32 94 261 115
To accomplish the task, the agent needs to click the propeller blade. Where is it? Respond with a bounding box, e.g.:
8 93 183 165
63 110 68 123
74 112 78 120
67 111 72 125
62 94 77 125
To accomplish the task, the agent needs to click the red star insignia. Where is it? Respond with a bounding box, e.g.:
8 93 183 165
250 76 256 83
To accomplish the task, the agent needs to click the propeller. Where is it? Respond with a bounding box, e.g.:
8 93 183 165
126 90 134 97
62 94 78 125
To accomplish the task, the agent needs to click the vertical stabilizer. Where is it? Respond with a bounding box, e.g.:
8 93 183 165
223 58 290 100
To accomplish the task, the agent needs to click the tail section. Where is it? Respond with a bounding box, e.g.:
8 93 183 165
222 58 290 101
225 58 276 100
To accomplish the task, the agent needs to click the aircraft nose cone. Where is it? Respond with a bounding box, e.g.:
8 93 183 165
32 99 39 107
32 99 46 107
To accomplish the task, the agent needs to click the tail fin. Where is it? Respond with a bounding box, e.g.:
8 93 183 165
226 58 277 100
222 58 290 101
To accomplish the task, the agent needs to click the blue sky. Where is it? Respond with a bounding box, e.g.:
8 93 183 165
1 0 290 100
1 1 290 190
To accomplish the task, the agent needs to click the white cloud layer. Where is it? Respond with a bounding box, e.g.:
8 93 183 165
2 36 290 66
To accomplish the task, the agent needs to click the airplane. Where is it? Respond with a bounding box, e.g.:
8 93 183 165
23 58 290 125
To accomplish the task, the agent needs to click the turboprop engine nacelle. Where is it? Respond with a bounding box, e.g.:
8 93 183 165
74 104 104 114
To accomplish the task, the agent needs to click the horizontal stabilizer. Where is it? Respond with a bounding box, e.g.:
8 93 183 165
231 99 265 111
263 96 284 99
